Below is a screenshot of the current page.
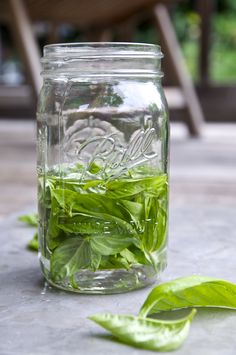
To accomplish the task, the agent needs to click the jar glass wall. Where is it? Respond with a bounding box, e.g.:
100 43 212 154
37 43 169 294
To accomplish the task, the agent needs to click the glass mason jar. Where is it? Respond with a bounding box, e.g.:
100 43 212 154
37 43 169 294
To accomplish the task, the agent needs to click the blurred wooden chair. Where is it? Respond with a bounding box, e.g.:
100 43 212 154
3 0 204 136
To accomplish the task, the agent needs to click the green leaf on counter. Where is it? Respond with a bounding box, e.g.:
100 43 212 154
27 232 38 251
139 276 236 317
89 309 196 352
18 213 38 227
18 213 38 252
89 276 236 352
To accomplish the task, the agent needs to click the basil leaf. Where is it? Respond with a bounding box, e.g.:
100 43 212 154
120 247 150 266
90 251 102 271
89 309 196 352
90 235 135 256
120 248 140 264
18 213 39 251
52 188 125 219
118 199 143 231
88 162 102 174
18 213 38 227
27 232 38 251
105 175 167 199
139 276 236 317
51 237 100 280
57 213 132 237
154 203 168 250
52 189 137 236
57 214 107 234
99 255 130 270
46 197 66 250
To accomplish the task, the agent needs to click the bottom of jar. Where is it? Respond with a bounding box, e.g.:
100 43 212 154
39 248 167 294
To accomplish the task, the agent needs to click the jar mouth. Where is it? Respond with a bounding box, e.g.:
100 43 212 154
41 42 163 78
43 42 163 59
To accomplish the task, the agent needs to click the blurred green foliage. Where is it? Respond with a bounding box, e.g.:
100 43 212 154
134 0 236 84
211 12 236 82
172 0 236 83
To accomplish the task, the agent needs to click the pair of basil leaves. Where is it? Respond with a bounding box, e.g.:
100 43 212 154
89 276 236 351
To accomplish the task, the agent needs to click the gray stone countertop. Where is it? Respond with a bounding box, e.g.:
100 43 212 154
1 202 236 355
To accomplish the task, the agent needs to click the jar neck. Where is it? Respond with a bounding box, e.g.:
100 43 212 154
41 42 163 78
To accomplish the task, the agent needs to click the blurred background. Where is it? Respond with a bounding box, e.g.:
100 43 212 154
0 0 236 219
1 0 236 120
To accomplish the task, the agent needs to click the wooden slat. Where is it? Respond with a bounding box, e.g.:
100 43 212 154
196 0 215 87
154 4 204 136
7 0 42 97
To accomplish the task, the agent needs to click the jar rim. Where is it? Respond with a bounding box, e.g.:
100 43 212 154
41 42 163 78
42 42 163 59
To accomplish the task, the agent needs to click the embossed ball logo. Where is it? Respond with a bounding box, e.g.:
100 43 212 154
63 118 157 178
